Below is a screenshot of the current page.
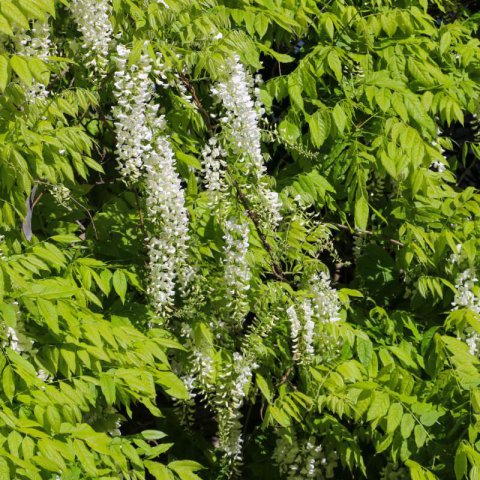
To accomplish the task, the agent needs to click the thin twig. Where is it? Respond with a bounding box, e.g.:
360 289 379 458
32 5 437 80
331 222 404 247
179 74 214 133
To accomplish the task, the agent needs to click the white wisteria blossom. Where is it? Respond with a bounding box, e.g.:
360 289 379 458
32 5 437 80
212 55 282 228
272 434 338 479
212 55 265 175
223 220 251 327
113 45 189 316
144 119 190 315
287 272 342 364
216 353 257 467
15 20 54 101
70 0 113 75
311 271 341 323
201 136 227 194
287 305 301 360
113 44 153 182
452 269 480 315
301 299 315 362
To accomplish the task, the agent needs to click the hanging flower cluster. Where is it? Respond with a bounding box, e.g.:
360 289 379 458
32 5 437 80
144 124 190 315
1 305 32 354
311 272 341 323
452 269 480 315
15 20 53 101
288 272 341 364
288 300 315 364
113 45 189 316
223 219 251 327
70 0 113 75
201 136 227 197
216 352 257 467
272 433 338 479
452 268 480 356
113 45 153 182
211 55 282 228
450 245 480 356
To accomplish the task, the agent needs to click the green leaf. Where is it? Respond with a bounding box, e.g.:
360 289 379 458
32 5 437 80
414 424 427 448
142 430 167 441
354 195 369 230
100 373 116 405
10 55 32 86
367 391 389 422
308 110 330 148
356 336 373 367
113 270 127 303
256 373 273 403
387 403 403 433
0 14 13 36
2 365 15 402
401 413 415 439
269 406 291 427
146 461 173 480
327 50 342 82
332 104 347 134
1 1 29 29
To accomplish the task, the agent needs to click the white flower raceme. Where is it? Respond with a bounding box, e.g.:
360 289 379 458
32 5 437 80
465 331 480 357
113 45 189 316
223 220 251 326
15 20 53 60
113 44 154 182
451 267 480 356
15 20 53 101
272 434 338 479
51 184 73 211
216 353 257 466
452 269 480 314
70 0 113 75
311 271 341 323
301 300 315 361
287 305 301 360
288 272 342 364
212 55 282 228
201 136 227 195
212 55 264 175
144 118 190 315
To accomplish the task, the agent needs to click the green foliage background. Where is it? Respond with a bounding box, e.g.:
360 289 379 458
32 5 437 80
1 0 480 479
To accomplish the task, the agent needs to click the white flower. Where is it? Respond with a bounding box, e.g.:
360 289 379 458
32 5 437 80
201 136 227 194
273 434 338 479
465 331 480 356
310 271 341 323
144 121 190 315
452 269 480 314
70 0 113 75
213 55 282 228
15 20 54 101
223 219 251 327
216 353 256 465
113 46 189 316
113 45 153 182
287 305 301 359
430 160 446 172
300 300 315 362
51 184 73 211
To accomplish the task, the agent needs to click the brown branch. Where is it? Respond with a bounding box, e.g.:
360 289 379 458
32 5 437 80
230 177 288 282
179 74 214 133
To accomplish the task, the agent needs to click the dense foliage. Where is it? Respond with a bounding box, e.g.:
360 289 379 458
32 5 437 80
1 0 480 478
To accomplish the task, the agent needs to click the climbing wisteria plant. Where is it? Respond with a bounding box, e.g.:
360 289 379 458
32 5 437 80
1 0 480 478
